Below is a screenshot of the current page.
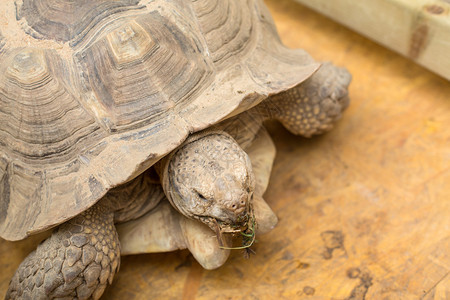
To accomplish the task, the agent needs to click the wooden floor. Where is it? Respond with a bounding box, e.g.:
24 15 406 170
1 0 449 299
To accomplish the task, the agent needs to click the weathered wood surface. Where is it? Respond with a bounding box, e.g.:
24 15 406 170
293 0 450 81
1 0 449 298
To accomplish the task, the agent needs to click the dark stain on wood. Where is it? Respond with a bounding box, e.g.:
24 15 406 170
409 23 429 60
347 267 361 279
425 4 445 14
303 286 315 295
346 270 373 300
408 2 448 59
297 261 310 269
321 230 345 259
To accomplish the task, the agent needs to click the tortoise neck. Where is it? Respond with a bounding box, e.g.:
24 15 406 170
250 98 280 122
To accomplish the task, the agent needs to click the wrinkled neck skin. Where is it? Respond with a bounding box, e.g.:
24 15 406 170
158 130 256 237
102 170 165 224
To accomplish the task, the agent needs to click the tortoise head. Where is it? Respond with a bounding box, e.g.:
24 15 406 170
161 131 255 235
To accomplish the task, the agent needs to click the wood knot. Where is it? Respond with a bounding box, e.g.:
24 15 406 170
303 286 315 295
347 267 361 279
425 4 445 14
409 24 429 59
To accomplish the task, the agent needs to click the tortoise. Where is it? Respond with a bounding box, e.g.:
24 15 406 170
116 111 282 270
116 62 350 268
0 0 351 298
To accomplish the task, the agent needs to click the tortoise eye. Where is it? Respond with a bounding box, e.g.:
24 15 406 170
196 191 209 202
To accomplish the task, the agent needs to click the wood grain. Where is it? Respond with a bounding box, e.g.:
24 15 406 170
1 0 450 298
293 0 450 81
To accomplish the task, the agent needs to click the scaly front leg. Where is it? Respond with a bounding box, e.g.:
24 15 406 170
6 203 120 300
256 62 351 137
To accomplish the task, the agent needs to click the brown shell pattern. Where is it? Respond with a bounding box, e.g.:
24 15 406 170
0 0 318 240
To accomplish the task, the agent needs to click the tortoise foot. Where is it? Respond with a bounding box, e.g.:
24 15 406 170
264 62 351 137
6 204 120 300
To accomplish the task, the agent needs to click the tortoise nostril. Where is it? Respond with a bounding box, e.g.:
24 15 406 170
230 200 246 212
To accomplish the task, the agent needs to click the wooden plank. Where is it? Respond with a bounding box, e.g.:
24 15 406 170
1 0 450 298
293 0 450 81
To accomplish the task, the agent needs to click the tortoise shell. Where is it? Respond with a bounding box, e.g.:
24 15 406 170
0 0 318 240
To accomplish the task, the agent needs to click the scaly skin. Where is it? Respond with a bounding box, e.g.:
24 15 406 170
256 62 351 137
6 203 120 300
161 131 255 234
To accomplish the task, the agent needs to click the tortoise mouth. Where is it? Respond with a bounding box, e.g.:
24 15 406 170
194 199 252 232
193 204 256 249
195 214 250 233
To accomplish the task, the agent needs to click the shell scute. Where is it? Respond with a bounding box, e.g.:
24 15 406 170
76 12 214 132
16 0 143 44
0 47 100 161
191 0 255 67
0 161 44 236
